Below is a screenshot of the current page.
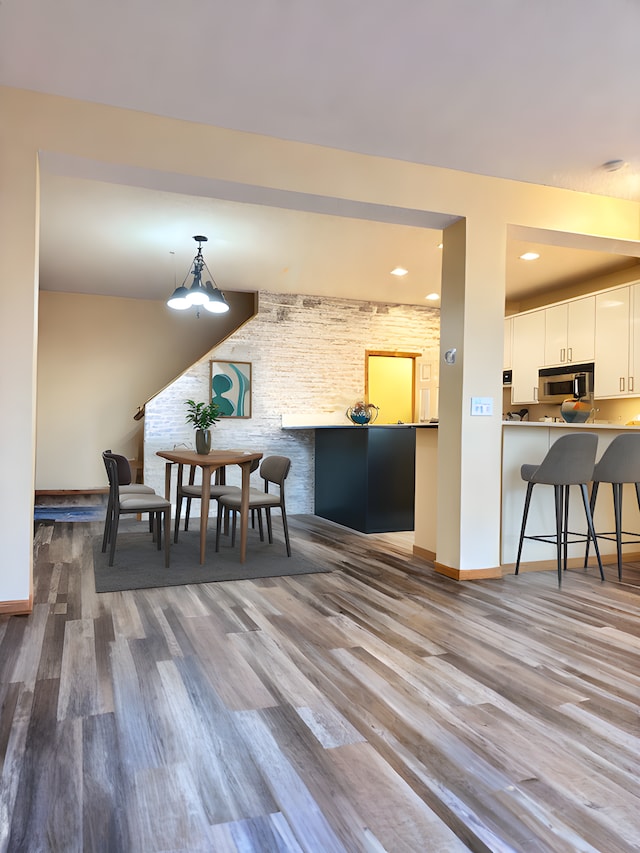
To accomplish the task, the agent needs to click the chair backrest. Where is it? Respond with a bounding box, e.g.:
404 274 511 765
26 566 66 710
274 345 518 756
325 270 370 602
102 450 133 486
593 433 640 484
103 454 121 504
259 456 291 492
531 433 598 485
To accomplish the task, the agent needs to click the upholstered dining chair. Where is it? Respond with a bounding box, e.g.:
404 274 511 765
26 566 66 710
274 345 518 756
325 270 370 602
102 450 156 542
102 455 171 567
215 455 292 557
174 458 260 543
103 450 156 496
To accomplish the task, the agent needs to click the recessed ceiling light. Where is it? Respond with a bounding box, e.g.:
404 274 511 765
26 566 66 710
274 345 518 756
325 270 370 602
391 267 408 276
426 293 440 301
519 252 540 261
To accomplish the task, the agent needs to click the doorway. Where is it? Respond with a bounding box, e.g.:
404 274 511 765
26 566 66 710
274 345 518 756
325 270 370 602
366 351 420 424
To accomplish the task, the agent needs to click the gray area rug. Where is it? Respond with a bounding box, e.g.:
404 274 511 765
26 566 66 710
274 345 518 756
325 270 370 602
93 527 329 592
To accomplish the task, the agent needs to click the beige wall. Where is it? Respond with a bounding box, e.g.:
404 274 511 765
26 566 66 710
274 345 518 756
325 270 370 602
3 84 640 605
36 290 256 490
510 263 640 314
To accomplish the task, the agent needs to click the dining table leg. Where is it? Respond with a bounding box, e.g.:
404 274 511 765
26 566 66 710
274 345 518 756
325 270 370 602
199 465 212 565
239 459 250 563
164 462 172 500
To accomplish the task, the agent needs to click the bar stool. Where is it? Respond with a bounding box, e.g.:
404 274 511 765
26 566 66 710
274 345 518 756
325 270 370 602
515 433 604 585
584 433 640 581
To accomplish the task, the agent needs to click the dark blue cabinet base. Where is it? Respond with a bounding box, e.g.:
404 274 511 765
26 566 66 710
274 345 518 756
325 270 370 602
314 426 416 533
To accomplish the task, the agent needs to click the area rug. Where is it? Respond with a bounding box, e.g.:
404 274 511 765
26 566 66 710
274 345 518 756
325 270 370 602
93 527 329 592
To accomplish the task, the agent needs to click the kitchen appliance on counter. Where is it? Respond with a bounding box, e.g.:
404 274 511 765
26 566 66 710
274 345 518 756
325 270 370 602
538 363 594 404
505 408 529 421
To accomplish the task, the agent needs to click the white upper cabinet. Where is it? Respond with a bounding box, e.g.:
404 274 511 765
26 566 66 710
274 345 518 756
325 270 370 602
630 283 640 392
511 310 545 404
594 286 631 398
510 284 640 402
504 317 513 370
543 297 595 367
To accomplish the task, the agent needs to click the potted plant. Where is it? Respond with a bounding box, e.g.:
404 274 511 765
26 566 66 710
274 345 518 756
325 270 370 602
185 399 221 454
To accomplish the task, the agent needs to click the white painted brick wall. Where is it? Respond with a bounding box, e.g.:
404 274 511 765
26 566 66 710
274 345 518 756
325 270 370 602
145 291 439 515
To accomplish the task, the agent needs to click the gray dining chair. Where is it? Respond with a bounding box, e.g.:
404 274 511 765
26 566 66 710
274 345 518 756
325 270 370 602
102 450 157 543
102 455 171 567
215 455 292 557
173 458 261 543
584 433 640 580
514 433 604 585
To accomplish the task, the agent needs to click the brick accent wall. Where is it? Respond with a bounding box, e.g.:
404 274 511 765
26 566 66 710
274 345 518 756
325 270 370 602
145 291 439 514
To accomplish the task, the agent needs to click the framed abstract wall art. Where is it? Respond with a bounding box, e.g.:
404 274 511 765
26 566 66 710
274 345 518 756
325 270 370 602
209 360 252 418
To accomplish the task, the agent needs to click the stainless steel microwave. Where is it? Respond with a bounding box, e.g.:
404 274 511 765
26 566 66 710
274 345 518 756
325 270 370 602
538 363 594 403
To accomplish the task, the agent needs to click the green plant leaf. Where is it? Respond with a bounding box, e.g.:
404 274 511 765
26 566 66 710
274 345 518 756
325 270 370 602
184 399 221 430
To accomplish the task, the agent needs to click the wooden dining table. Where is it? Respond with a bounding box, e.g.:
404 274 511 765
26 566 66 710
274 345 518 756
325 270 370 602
156 448 263 565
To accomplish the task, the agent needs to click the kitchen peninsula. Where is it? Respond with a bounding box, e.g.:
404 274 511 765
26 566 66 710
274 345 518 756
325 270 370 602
284 416 640 571
501 420 640 568
282 418 436 533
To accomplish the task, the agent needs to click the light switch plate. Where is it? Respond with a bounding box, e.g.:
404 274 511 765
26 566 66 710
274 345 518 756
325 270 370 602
471 397 493 416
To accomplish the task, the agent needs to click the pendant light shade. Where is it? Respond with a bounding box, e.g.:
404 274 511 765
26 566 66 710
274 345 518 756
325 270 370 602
166 286 191 310
203 281 230 313
167 235 230 316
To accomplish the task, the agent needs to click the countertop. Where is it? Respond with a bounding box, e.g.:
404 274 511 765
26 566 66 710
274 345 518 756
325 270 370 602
282 422 438 430
502 420 640 430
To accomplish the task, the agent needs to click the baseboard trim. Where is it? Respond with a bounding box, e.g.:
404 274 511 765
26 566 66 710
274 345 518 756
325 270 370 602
434 562 502 581
502 551 640 574
36 488 107 496
413 544 436 562
0 596 33 616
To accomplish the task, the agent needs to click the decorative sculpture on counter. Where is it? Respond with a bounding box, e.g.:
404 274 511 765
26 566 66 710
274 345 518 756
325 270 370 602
560 397 593 424
346 401 379 425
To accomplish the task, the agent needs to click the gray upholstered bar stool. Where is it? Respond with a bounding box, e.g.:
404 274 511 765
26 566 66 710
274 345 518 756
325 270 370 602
584 433 640 581
515 432 604 586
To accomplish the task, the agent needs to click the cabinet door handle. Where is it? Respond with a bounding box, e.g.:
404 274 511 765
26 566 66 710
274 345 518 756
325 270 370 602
620 377 626 392
630 376 634 393
567 347 572 362
534 386 538 402
560 348 566 363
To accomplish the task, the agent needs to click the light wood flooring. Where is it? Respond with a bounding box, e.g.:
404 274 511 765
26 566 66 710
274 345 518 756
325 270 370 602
1 515 639 852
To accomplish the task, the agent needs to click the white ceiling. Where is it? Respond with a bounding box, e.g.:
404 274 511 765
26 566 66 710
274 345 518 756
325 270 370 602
4 0 640 305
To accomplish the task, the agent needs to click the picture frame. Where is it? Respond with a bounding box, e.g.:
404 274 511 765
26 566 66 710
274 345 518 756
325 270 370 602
209 360 252 418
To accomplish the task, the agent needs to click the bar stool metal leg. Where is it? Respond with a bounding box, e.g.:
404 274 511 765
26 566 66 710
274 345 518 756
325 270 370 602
515 483 534 575
579 483 604 580
554 484 564 584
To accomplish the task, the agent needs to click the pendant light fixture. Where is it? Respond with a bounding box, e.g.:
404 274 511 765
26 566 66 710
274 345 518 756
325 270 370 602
167 235 230 316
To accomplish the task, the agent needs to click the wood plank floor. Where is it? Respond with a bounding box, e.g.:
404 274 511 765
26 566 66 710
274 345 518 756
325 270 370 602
1 515 639 852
